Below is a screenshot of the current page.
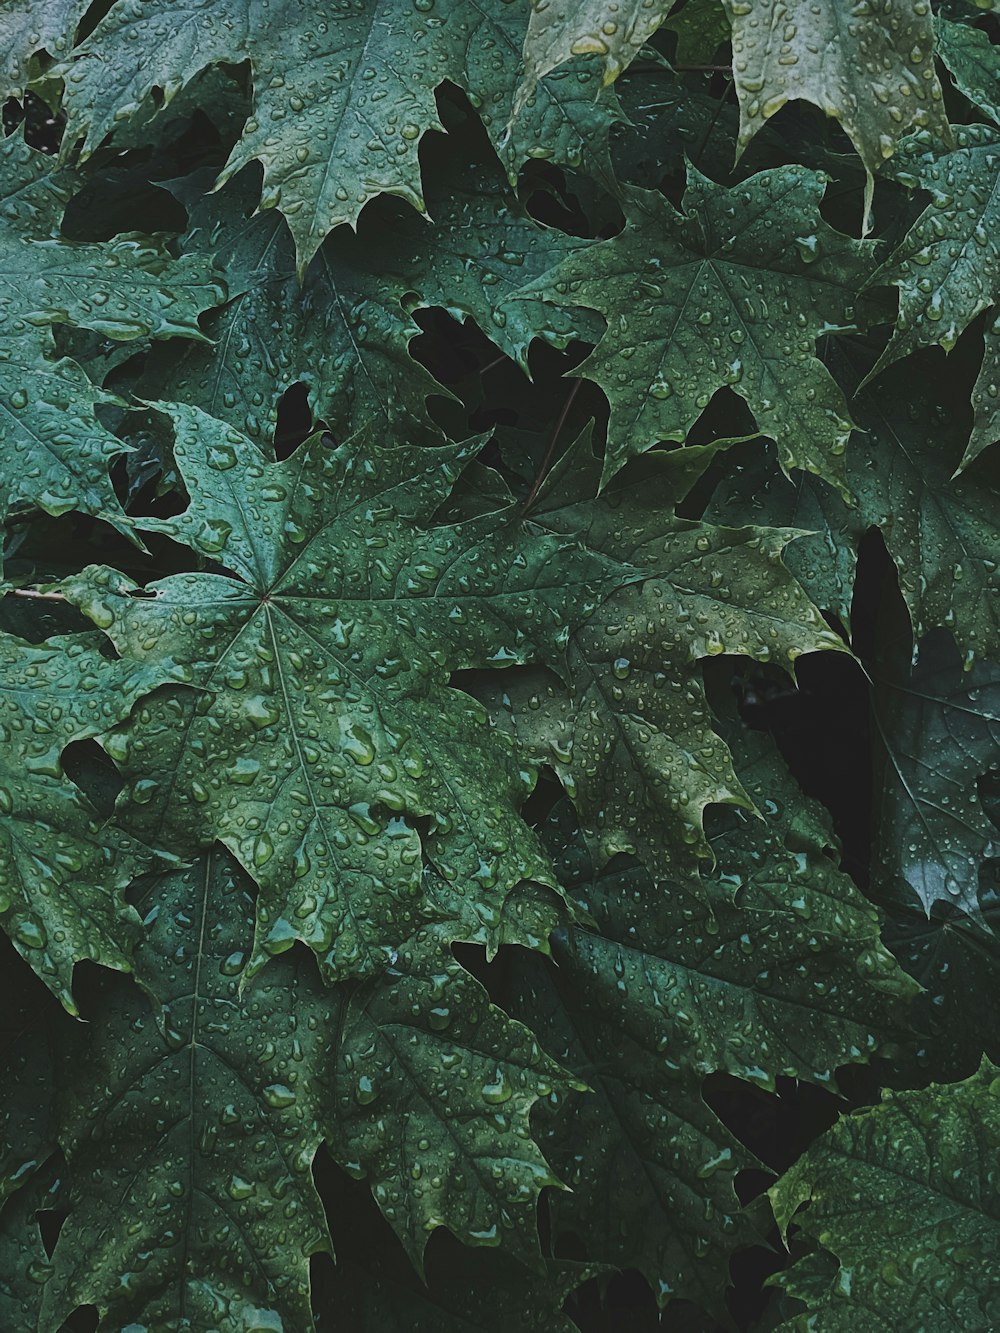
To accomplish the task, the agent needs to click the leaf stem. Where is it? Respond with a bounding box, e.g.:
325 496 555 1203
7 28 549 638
10 586 67 602
521 380 583 517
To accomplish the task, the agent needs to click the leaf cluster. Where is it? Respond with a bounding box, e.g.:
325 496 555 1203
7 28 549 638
1 1 1000 1329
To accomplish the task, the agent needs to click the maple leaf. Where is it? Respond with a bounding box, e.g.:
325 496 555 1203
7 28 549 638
870 125 1000 379
0 0 88 100
143 147 588 444
0 133 224 534
710 345 1000 660
515 0 675 106
0 629 174 1011
871 629 1000 924
3 849 576 1330
481 433 844 879
506 726 915 1311
53 0 623 270
936 15 1000 131
771 1061 1000 1329
65 405 631 981
513 166 876 491
725 0 949 223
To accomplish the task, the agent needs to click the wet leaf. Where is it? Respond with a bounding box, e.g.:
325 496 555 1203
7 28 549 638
710 345 1000 658
7 850 575 1330
64 404 632 982
937 14 1000 127
513 166 876 490
143 149 590 444
0 133 224 535
482 435 844 879
771 1060 1000 1329
0 629 173 1010
871 629 1000 923
506 725 915 1311
516 0 676 101
53 0 623 270
870 125 1000 380
0 0 88 99
726 0 949 219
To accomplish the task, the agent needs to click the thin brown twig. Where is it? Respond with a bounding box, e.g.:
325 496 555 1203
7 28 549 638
675 63 733 73
521 379 583 517
10 586 67 602
692 74 735 168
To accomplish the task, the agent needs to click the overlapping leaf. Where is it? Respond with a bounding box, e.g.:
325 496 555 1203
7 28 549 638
40 852 330 1332
0 133 224 533
54 0 623 269
505 727 914 1310
937 15 1000 127
871 125 1000 381
482 436 844 879
7 849 574 1330
871 629 1000 923
0 0 88 99
143 149 589 444
771 1061 1000 1329
513 166 875 489
884 887 1000 1083
515 0 675 105
710 346 1000 658
726 0 948 212
66 404 631 981
0 1166 60 1330
0 630 174 1009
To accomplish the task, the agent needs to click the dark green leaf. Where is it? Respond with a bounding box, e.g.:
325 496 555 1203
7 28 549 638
483 436 844 879
65 406 632 981
937 15 1000 126
505 723 915 1309
0 629 173 1009
771 1061 1000 1329
871 629 1000 922
709 347 1000 657
55 0 623 269
514 167 875 489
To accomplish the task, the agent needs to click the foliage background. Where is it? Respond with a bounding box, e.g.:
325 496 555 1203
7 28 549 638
1 0 1000 1328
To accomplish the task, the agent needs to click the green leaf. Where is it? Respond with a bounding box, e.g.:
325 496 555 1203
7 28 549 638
937 15 1000 126
0 134 224 533
515 0 675 101
664 0 730 66
513 166 875 490
65 405 631 982
726 0 949 216
56 0 623 270
770 1060 1000 1329
328 921 575 1267
968 315 1000 470
0 0 88 99
871 629 1000 923
40 850 331 1332
32 849 574 1328
141 167 444 447
144 148 589 444
0 629 174 1010
483 437 844 879
869 124 1000 376
709 346 1000 658
884 887 1000 1083
0 1165 60 1328
505 724 914 1309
